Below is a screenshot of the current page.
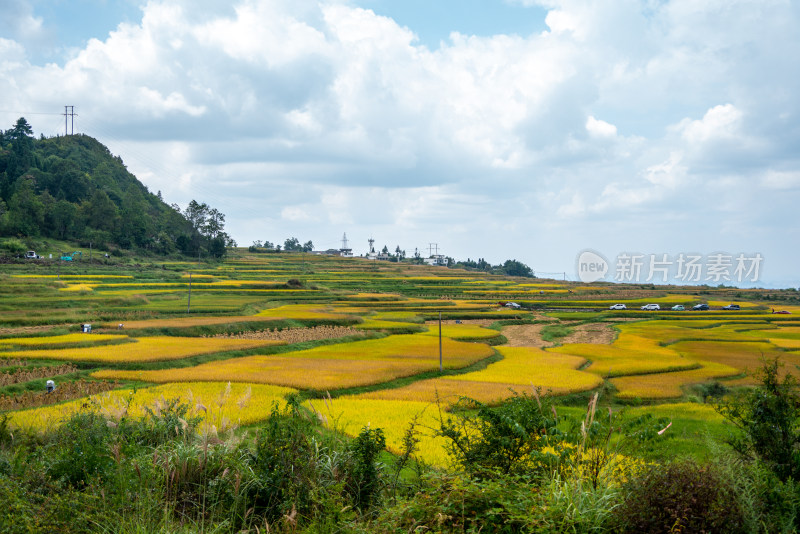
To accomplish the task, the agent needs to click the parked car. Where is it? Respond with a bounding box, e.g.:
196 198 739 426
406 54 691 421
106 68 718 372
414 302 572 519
671 305 685 311
505 302 521 309
692 304 709 311
641 304 660 310
609 304 627 310
722 304 741 310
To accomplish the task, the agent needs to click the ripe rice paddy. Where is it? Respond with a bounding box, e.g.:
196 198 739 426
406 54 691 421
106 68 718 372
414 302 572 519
670 340 797 380
7 382 297 434
91 334 495 389
2 336 286 363
0 333 128 347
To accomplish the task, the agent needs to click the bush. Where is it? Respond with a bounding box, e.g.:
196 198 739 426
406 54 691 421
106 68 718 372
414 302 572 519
0 238 27 254
437 391 565 478
346 426 386 509
716 358 800 481
612 460 748 534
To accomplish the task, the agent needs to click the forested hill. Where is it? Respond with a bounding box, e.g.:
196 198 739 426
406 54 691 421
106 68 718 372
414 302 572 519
0 117 231 257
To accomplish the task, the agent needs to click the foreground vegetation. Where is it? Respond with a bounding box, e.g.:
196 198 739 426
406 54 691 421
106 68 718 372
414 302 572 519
1 250 800 531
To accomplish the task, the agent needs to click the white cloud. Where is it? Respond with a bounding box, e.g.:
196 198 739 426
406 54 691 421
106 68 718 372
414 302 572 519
586 116 617 138
677 104 742 144
1 0 799 284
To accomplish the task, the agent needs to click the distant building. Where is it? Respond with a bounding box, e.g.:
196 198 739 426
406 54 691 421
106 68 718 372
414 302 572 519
424 254 447 266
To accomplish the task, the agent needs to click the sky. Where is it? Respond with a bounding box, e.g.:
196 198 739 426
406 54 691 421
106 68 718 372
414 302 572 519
1 0 799 287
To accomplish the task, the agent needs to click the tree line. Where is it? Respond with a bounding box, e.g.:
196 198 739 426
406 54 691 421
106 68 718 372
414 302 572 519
0 118 232 257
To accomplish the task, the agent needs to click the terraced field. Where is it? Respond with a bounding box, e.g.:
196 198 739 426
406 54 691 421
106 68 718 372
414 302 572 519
2 250 799 466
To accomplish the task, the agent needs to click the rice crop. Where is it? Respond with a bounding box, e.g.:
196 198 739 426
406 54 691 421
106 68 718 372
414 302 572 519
744 326 800 340
767 338 800 349
448 346 601 388
611 360 740 399
1 336 286 363
357 346 602 406
255 304 350 320
306 397 451 467
354 378 534 406
550 334 696 377
355 319 425 332
208 325 365 343
0 333 128 347
98 316 282 330
670 340 799 380
6 382 297 433
418 324 501 341
617 321 769 345
10 275 133 279
92 334 494 389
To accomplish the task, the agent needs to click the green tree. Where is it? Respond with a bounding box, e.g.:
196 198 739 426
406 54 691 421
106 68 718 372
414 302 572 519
6 175 44 235
284 237 301 251
501 259 534 277
83 190 118 232
717 358 800 481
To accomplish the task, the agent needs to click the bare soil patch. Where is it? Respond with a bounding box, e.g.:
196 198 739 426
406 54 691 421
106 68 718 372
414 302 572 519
502 322 618 348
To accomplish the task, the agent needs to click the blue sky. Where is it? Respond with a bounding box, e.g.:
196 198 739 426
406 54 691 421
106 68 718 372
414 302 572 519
1 0 799 287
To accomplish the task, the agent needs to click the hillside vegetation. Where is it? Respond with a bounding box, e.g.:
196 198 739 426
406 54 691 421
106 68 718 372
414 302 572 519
0 117 231 257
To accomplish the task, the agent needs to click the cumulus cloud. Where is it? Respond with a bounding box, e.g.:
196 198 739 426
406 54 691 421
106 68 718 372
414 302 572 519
1 0 799 283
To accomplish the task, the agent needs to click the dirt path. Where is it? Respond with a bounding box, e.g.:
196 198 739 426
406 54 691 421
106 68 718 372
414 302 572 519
502 322 618 348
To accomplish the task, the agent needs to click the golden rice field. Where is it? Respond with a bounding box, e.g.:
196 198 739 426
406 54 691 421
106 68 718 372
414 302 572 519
769 338 800 349
611 360 740 399
255 304 350 320
670 340 800 383
549 335 697 378
7 382 297 434
354 319 424 331
98 315 284 330
617 321 772 344
306 397 451 466
0 333 128 347
2 336 286 363
92 334 495 389
743 326 800 340
418 324 501 340
355 346 602 406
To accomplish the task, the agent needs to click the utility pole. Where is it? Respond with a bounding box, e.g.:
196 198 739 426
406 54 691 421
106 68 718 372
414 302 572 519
438 311 443 373
63 106 75 135
187 273 192 313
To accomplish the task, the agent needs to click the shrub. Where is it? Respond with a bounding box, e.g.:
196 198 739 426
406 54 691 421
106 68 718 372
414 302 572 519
437 391 565 478
44 410 115 488
346 426 386 510
612 460 748 534
716 358 800 481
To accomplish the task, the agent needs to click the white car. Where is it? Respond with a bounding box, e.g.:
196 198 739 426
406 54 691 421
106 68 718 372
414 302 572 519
609 304 627 310
641 303 661 310
505 302 521 309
